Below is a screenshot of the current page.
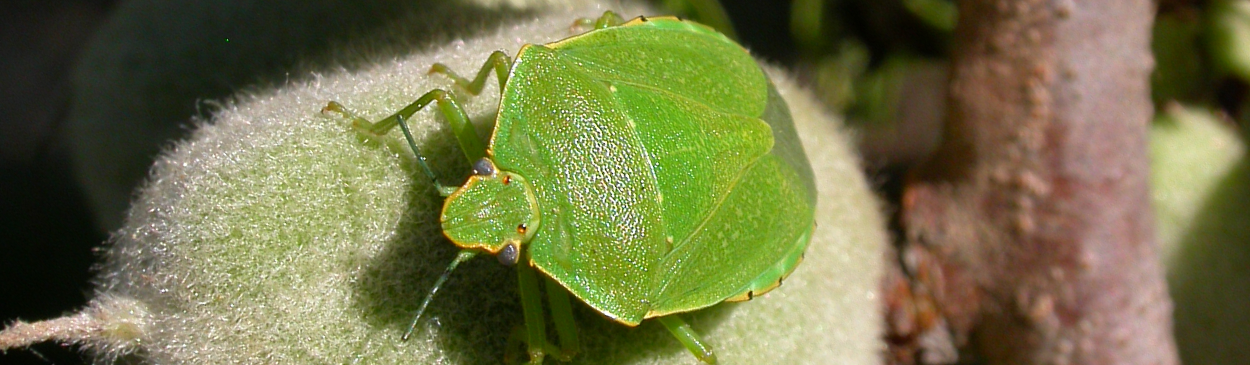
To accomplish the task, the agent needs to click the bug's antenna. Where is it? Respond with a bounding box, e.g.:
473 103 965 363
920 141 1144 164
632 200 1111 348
396 114 458 197
403 249 478 340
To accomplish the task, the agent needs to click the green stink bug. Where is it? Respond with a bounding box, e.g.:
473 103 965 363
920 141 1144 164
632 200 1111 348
325 11 816 364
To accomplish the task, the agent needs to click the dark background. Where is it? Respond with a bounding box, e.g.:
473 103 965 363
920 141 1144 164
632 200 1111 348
3 1 116 364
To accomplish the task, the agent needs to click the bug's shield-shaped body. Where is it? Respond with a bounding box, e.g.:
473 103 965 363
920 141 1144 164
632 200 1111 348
441 17 816 326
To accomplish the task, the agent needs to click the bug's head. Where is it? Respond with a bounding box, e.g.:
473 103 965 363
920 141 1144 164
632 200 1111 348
441 158 540 265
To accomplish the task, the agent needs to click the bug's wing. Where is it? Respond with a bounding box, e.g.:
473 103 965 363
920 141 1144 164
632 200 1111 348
610 83 773 255
607 81 812 318
547 18 769 118
645 154 815 318
759 83 817 204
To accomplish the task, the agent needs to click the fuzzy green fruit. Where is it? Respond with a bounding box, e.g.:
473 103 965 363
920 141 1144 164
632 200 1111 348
33 2 888 364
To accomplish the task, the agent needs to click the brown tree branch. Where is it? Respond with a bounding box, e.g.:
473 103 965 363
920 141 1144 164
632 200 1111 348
890 0 1179 363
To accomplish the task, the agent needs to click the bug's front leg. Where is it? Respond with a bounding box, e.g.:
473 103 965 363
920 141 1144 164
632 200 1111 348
507 274 580 364
516 261 549 364
323 88 483 197
360 89 485 162
544 276 580 361
428 50 512 97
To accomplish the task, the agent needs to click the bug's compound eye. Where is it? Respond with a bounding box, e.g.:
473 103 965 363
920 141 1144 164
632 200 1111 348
497 242 520 266
472 158 496 176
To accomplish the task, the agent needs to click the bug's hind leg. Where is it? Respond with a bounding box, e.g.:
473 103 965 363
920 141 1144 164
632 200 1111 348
516 262 551 364
428 51 512 97
659 315 718 364
571 11 625 31
544 277 580 361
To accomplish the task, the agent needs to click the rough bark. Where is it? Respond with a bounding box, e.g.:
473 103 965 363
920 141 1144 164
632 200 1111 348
890 0 1179 364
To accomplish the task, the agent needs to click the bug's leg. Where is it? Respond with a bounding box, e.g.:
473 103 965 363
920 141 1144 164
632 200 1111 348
506 325 564 364
402 250 478 340
516 261 548 364
323 88 484 197
591 11 625 29
428 51 512 97
544 277 580 361
505 326 528 364
593 10 626 29
659 315 718 364
571 11 625 31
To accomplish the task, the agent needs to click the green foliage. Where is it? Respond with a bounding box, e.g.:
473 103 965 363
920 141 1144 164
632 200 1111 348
1151 13 1209 105
900 0 956 31
1151 104 1250 365
1208 0 1250 82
